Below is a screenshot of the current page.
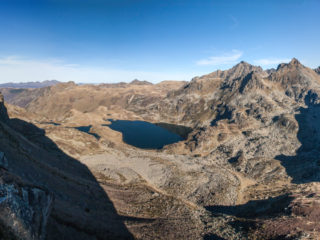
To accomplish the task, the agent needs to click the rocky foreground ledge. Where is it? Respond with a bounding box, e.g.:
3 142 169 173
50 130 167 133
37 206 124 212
0 152 53 240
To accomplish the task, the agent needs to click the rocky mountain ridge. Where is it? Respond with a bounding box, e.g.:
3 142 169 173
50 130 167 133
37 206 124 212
0 80 60 89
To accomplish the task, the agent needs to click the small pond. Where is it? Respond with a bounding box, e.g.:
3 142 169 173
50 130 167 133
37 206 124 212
41 122 61 126
74 125 101 140
103 119 192 149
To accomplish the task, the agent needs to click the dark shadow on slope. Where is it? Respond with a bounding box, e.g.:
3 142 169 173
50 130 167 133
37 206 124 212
275 92 320 184
210 104 233 126
0 117 134 239
205 194 292 219
155 122 192 139
204 194 293 239
203 233 226 240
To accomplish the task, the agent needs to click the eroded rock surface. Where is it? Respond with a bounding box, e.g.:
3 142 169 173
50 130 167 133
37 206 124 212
0 168 53 240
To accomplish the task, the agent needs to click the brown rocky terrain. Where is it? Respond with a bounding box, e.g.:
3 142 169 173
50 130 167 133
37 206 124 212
1 58 320 239
1 80 186 124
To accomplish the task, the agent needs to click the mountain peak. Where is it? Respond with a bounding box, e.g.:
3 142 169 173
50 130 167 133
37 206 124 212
233 61 253 68
226 61 264 80
129 79 153 85
289 58 301 66
276 58 303 71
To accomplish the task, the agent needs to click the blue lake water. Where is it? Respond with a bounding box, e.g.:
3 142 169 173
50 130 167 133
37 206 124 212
74 125 101 140
104 119 192 149
42 122 61 126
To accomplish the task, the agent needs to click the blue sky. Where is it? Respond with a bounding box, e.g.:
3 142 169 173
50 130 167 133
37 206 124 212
0 0 319 83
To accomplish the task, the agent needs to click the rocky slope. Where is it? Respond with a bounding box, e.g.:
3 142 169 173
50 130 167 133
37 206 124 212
2 80 185 123
0 87 49 108
0 81 61 108
126 58 320 238
0 94 53 240
0 93 134 239
1 90 230 239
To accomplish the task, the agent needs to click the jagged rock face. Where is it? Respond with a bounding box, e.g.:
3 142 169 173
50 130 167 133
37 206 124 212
130 61 269 126
266 68 276 75
0 93 9 122
269 58 320 104
0 168 53 240
145 59 320 128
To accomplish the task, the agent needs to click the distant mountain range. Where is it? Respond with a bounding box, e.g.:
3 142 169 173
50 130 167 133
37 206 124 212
0 80 60 88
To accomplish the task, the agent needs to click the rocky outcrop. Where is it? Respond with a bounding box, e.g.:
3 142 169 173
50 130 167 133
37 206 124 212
0 150 53 240
268 58 320 103
0 168 53 240
266 68 276 75
315 66 320 75
0 93 9 122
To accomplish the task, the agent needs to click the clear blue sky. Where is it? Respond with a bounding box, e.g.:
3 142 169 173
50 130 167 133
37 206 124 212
0 0 319 83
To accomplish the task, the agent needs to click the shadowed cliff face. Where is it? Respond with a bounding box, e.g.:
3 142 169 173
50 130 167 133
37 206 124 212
0 93 9 122
0 93 133 239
